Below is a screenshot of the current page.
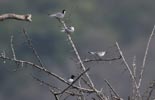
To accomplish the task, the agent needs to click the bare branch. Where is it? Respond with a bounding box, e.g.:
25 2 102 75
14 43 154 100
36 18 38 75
132 56 136 80
116 42 137 86
33 76 82 97
78 79 86 100
116 42 141 99
10 34 16 60
104 79 120 98
83 55 122 63
56 18 108 100
138 25 155 88
32 75 59 90
68 34 94 85
59 20 94 87
1 50 6 63
57 68 90 95
23 29 45 68
49 89 60 100
146 80 155 100
0 13 32 22
132 56 137 99
0 55 93 93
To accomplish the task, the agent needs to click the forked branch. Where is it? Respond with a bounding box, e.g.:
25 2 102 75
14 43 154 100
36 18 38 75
138 25 155 88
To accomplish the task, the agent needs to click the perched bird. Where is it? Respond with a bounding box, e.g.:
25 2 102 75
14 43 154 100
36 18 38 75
48 9 66 19
68 75 75 83
61 26 75 34
88 51 106 57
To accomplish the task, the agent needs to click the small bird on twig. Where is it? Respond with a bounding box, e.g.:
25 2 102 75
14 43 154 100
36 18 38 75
61 26 75 34
68 75 75 83
88 51 106 57
48 9 66 19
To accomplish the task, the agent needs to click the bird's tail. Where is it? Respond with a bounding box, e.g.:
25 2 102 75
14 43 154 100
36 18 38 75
48 14 56 17
60 28 65 32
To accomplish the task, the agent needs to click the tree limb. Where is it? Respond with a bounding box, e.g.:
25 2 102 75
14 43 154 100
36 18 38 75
0 13 32 22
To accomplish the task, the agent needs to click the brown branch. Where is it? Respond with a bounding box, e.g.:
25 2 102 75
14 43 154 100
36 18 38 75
0 13 32 22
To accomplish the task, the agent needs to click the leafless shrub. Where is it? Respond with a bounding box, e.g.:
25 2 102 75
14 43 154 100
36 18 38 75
0 12 155 100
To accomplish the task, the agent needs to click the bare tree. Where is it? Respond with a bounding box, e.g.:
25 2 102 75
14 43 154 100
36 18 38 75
0 12 155 100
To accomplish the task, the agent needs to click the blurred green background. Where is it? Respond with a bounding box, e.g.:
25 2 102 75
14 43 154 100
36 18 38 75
0 0 155 99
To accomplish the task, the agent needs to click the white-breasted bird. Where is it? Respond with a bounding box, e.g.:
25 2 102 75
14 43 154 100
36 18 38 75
48 9 66 19
88 51 106 57
61 26 75 34
68 75 75 83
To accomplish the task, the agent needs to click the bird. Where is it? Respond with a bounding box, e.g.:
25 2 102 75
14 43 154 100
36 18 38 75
48 9 66 19
61 26 75 34
88 51 106 57
68 75 75 83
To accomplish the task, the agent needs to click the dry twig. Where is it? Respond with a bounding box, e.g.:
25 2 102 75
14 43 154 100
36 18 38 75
57 68 90 95
0 55 93 93
116 42 141 99
10 34 16 60
58 20 108 100
138 25 155 88
0 13 32 22
23 29 45 68
104 79 119 98
83 55 122 63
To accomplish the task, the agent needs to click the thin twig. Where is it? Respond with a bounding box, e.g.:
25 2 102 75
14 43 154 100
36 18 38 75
116 42 141 99
78 78 85 100
116 42 137 86
68 33 95 86
83 55 122 63
1 50 6 64
50 89 60 100
132 56 137 99
132 56 136 80
104 79 120 98
10 34 16 60
23 29 45 68
0 55 93 93
32 75 59 90
146 88 154 100
59 20 95 88
58 19 107 100
0 13 32 22
138 25 155 88
10 34 22 71
82 78 107 100
57 68 90 95
33 76 82 96
146 80 155 100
